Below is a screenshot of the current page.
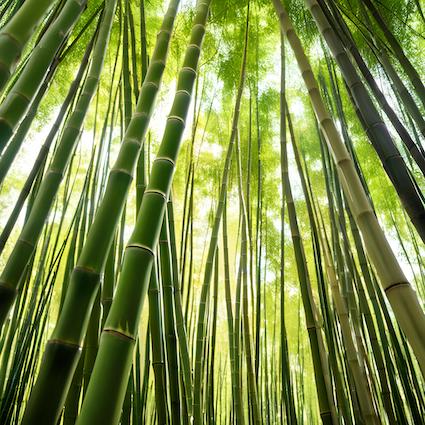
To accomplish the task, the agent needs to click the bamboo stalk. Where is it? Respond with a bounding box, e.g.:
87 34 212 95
0 0 87 153
0 0 53 91
75 2 211 423
192 3 250 422
17 1 180 422
272 0 425 376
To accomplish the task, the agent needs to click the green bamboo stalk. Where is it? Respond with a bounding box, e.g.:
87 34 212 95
148 264 169 425
234 256 245 425
17 1 180 422
0 27 97 254
0 1 114 331
159 216 181 423
279 32 298 425
193 5 249 422
222 198 240 422
0 0 53 91
280 102 337 425
272 0 425 376
0 54 59 187
74 2 211 423
167 198 193 419
15 2 118 423
207 248 219 423
0 0 87 154
236 131 261 425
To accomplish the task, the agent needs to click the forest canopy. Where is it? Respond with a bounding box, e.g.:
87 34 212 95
0 0 424 424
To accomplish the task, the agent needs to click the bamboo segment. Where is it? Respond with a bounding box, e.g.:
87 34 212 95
272 0 425 376
19 0 180 422
75 2 211 423
0 0 87 153
0 0 52 91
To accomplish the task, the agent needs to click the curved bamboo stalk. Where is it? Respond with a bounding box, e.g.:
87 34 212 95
0 0 87 153
75 2 211 423
272 0 425 376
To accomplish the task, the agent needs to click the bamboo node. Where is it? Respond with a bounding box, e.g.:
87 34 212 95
144 188 167 200
142 81 159 90
155 156 175 166
18 238 35 248
110 167 133 178
12 90 31 102
132 111 148 119
47 168 64 178
176 89 191 97
0 32 21 48
126 243 155 257
167 115 185 124
103 328 136 342
384 281 410 294
74 265 99 275
0 281 17 293
181 66 197 75
123 136 140 146
48 339 82 350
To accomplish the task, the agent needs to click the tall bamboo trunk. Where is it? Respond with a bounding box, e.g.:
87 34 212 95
18 1 180 422
75 1 211 423
281 97 337 424
279 33 298 425
192 4 250 423
272 0 425 376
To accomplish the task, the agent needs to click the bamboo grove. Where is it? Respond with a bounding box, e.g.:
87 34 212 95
0 0 424 423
